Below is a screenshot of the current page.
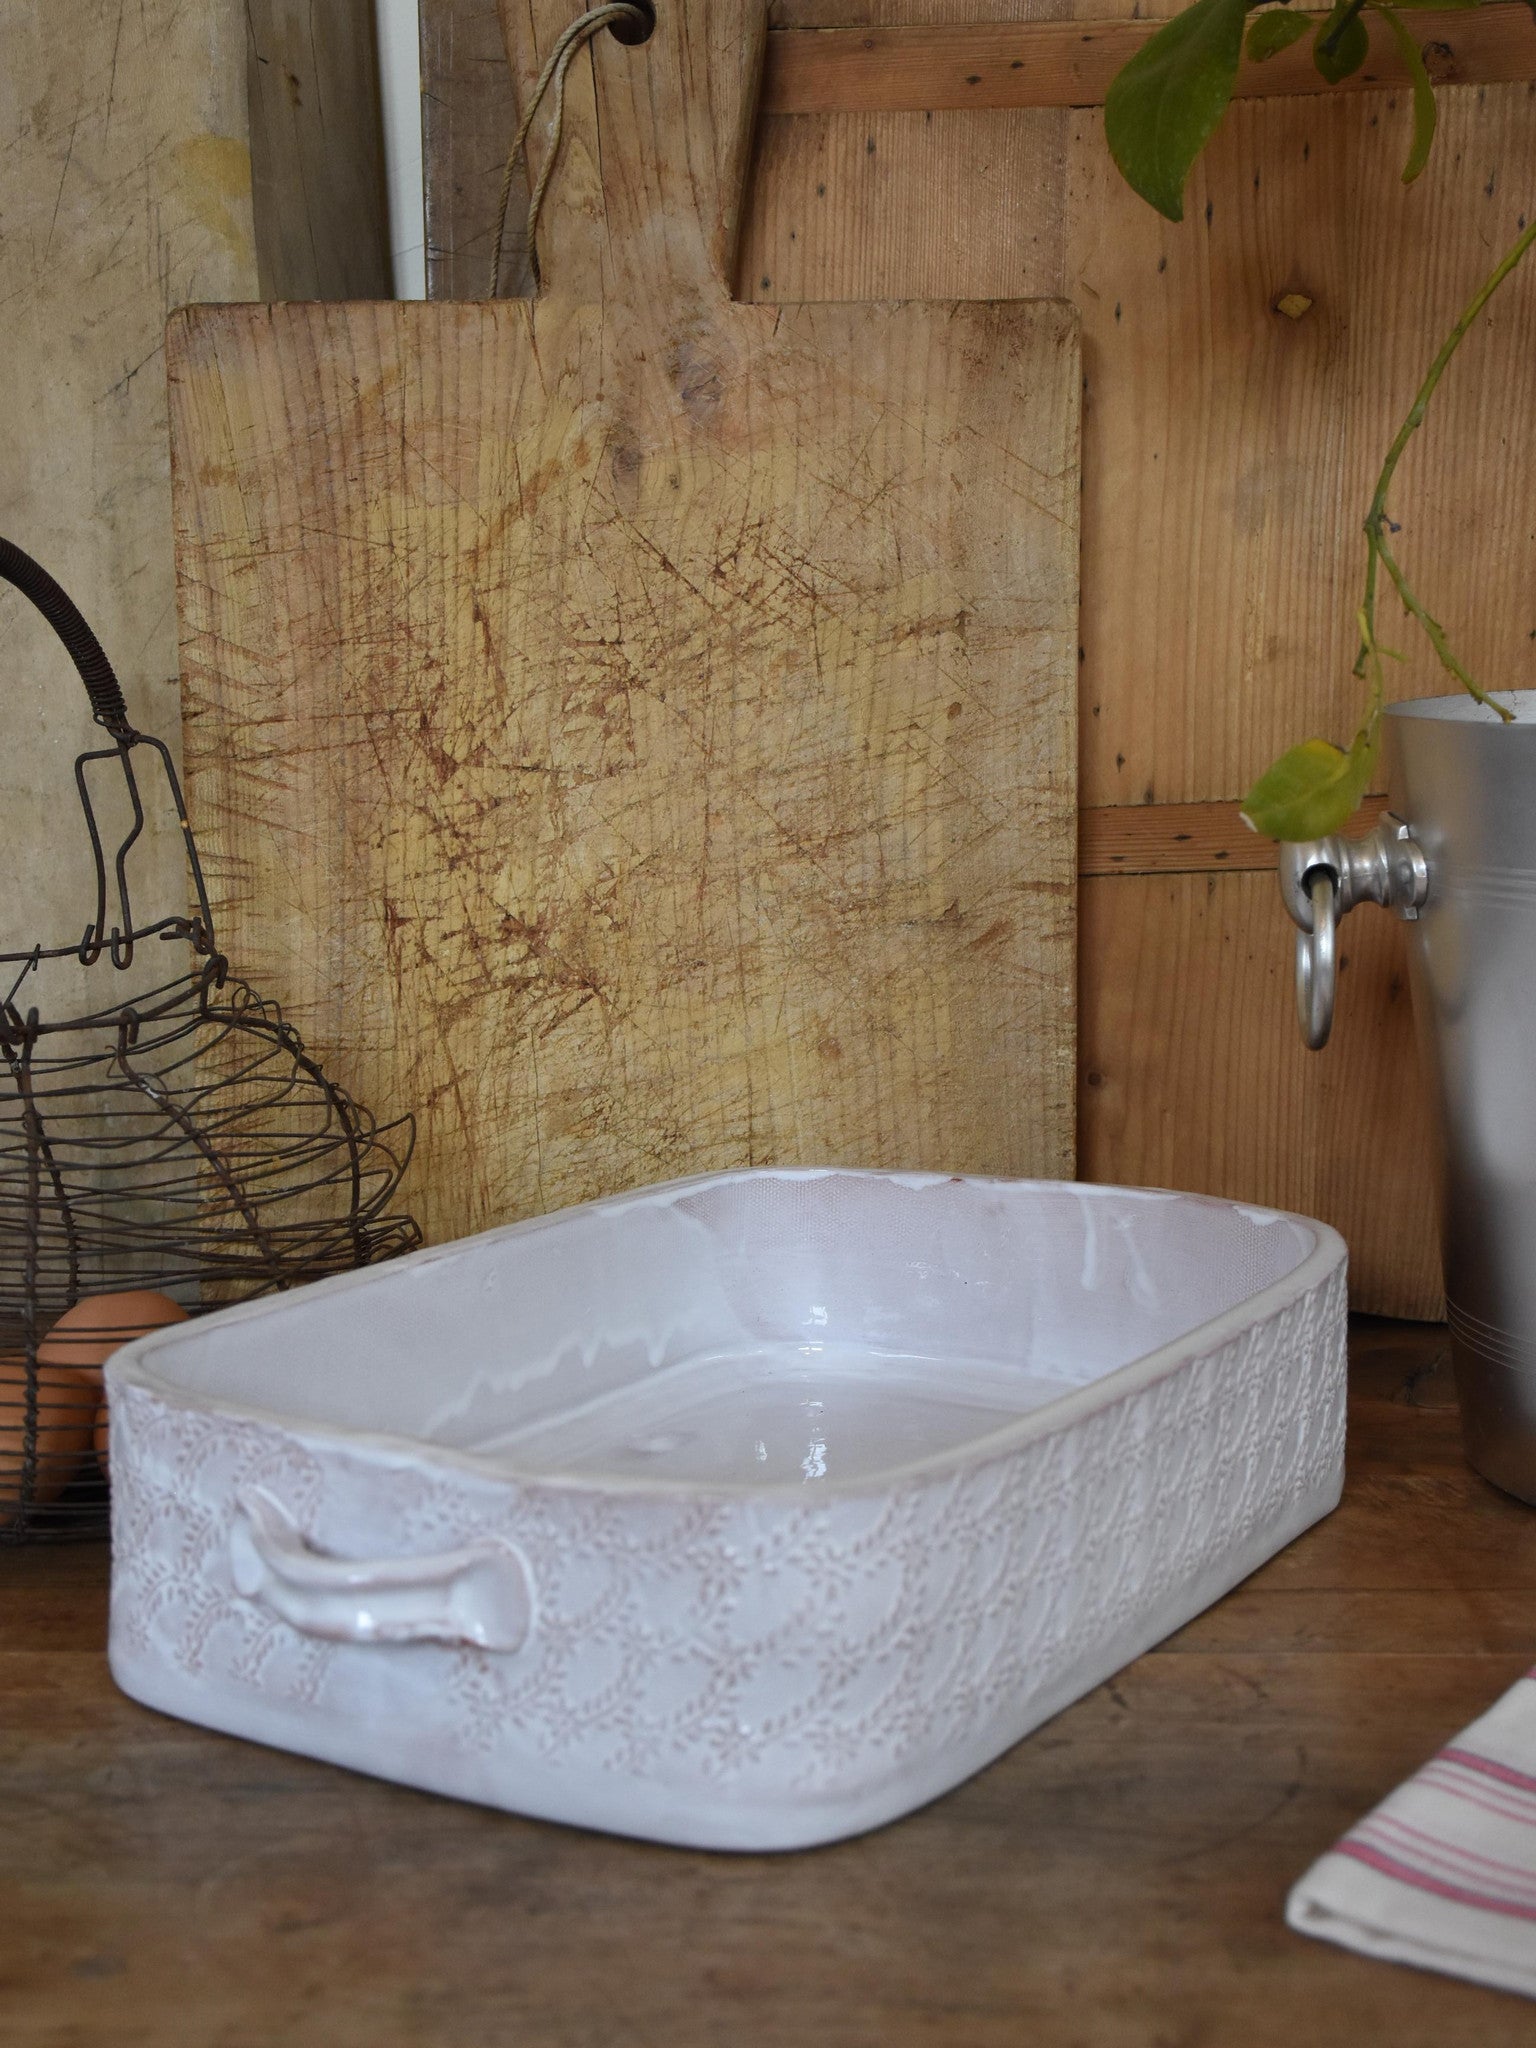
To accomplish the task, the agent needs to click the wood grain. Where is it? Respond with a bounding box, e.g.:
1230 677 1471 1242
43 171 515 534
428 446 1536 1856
766 0 1244 20
771 0 1078 19
246 0 391 300
1078 794 1390 875
1068 83 1536 810
762 7 1536 114
171 1 1081 1250
1079 868 1441 1318
747 81 1536 807
421 0 533 299
739 104 1068 303
6 1323 1536 2045
742 78 1536 812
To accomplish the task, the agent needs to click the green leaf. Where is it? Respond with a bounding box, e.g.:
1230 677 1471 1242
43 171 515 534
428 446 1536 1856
1105 0 1251 222
1313 2 1370 80
1246 7 1312 59
1240 731 1378 841
1374 2 1438 180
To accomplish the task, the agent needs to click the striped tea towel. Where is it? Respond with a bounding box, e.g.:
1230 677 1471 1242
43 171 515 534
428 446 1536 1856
1288 1666 1536 1998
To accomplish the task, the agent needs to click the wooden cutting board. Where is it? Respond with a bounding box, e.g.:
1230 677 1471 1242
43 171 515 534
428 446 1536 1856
167 0 1080 1246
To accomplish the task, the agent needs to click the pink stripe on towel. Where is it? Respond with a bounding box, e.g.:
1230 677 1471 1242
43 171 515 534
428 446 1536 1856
1367 1813 1536 1892
1334 1839 1536 1925
1358 1819 1536 1910
1439 1747 1536 1799
1416 1765 1536 1831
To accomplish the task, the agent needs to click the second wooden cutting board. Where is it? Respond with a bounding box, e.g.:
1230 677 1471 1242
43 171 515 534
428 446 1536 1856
168 0 1080 1246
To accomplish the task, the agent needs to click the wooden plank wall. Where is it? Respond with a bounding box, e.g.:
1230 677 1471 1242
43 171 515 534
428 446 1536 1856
422 2 1536 1315
3 0 388 1034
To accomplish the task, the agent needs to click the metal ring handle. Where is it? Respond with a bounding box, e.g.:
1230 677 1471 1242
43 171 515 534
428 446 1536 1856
1278 816 1428 1049
1295 869 1337 1051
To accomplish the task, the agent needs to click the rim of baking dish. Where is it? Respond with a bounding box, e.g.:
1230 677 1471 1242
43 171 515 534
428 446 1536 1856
106 1169 1348 1503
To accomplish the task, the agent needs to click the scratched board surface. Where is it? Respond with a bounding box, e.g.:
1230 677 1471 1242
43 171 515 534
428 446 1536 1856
167 1 1079 1246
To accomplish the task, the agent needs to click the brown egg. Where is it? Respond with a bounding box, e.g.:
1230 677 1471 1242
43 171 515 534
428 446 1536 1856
0 1356 99 1518
35 1290 191 1479
36 1289 190 1381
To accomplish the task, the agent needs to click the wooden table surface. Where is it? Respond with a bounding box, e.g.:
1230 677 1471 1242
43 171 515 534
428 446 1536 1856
5 1320 1536 2045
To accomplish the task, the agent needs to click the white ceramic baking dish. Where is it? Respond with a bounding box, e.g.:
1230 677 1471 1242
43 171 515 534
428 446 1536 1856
107 1169 1347 1851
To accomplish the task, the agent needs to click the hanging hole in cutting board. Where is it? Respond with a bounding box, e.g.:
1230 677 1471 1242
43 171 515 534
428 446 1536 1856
488 0 659 297
608 0 655 45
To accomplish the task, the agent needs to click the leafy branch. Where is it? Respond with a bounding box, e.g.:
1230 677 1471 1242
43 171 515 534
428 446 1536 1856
1105 0 1533 840
1105 0 1473 222
1242 213 1533 838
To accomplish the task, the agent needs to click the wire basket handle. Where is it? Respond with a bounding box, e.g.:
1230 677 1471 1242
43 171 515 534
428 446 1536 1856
0 538 136 742
0 536 217 976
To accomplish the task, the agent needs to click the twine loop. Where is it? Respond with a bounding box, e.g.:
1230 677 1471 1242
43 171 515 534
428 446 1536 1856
488 2 652 296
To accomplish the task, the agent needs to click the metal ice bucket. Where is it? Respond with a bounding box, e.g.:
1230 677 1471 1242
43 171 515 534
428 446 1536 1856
1280 690 1536 1504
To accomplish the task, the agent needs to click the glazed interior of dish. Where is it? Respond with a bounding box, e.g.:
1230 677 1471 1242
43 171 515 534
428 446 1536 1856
128 1172 1318 1487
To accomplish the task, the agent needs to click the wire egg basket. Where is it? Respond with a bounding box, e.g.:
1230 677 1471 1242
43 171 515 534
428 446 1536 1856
0 538 420 1542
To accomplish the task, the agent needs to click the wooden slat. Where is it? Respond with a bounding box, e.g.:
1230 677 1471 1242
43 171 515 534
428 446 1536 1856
770 1 1088 20
739 104 1067 301
246 0 391 298
420 0 533 299
1078 796 1390 876
762 6 1536 114
767 1 1272 22
1079 800 1280 877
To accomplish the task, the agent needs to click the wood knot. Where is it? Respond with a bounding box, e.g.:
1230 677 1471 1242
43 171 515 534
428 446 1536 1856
668 342 724 419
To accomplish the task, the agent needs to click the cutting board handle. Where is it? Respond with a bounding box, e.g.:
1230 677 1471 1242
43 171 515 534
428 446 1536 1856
496 0 765 308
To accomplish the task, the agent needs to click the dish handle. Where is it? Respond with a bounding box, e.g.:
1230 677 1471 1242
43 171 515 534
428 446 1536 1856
229 1486 534 1653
